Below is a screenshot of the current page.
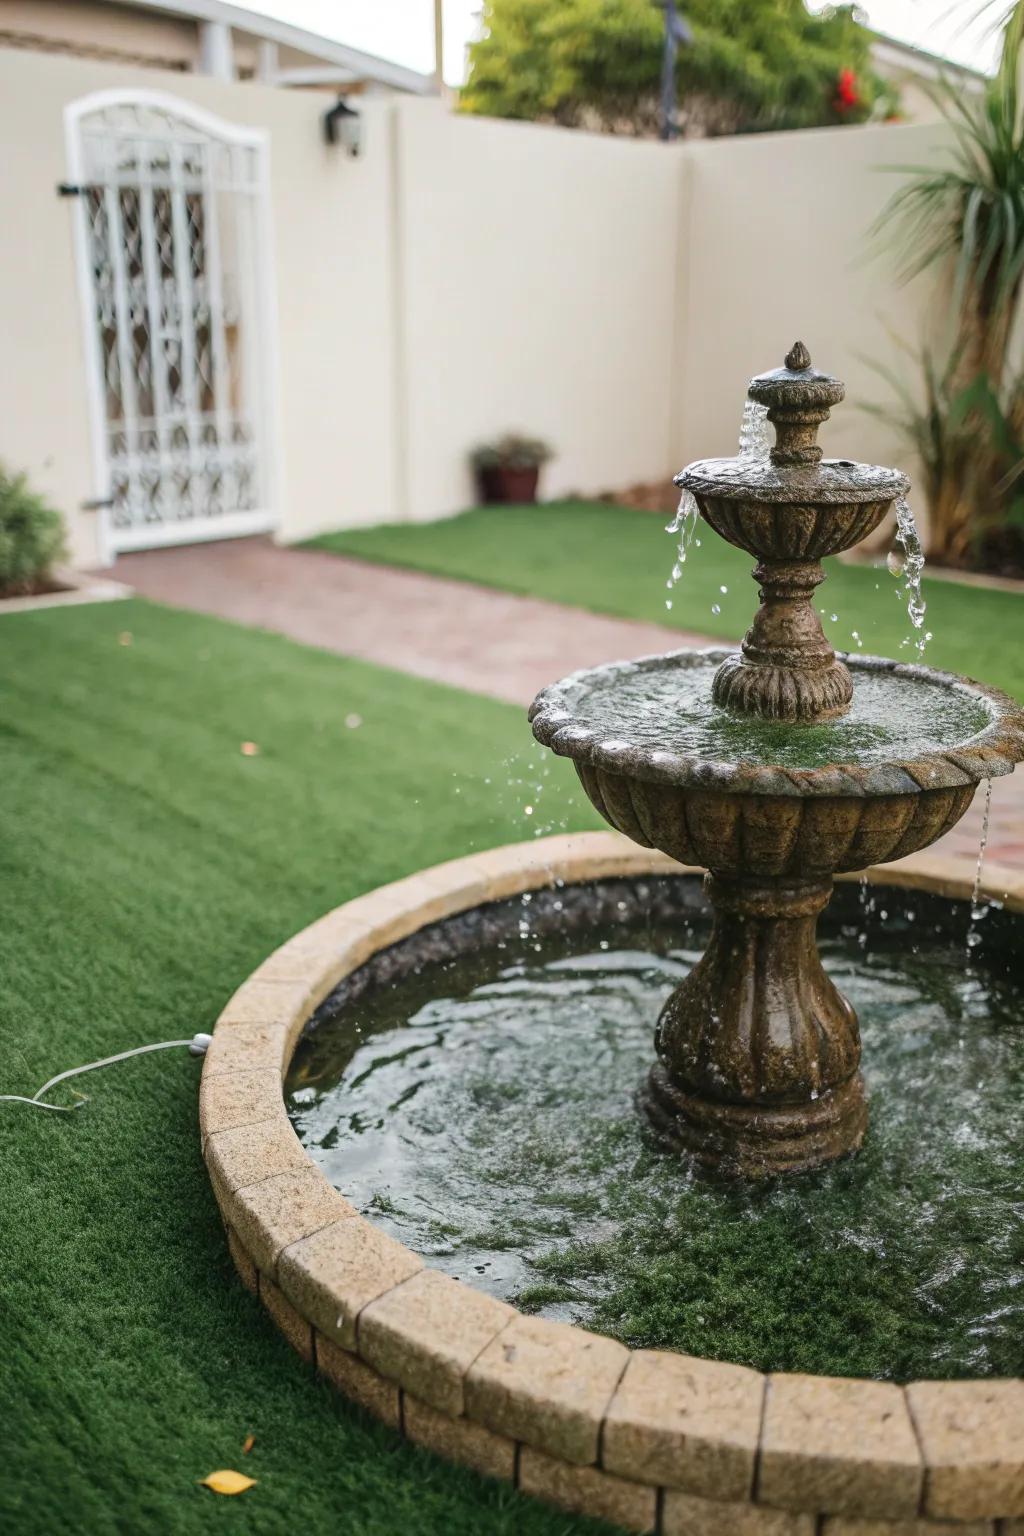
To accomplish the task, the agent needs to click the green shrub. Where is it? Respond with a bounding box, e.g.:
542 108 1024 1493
0 466 66 595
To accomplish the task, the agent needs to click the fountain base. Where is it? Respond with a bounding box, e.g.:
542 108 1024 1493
648 873 867 1176
641 1061 867 1177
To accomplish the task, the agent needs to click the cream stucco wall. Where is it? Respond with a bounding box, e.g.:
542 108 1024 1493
0 44 950 567
393 99 688 520
677 121 946 480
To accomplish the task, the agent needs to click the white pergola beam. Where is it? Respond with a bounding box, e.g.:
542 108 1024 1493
128 0 436 94
198 18 234 79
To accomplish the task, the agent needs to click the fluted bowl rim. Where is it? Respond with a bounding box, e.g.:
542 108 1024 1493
676 456 910 506
528 649 1024 799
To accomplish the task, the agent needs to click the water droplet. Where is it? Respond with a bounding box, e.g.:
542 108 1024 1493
829 613 838 623
711 603 721 615
719 584 728 594
524 805 533 816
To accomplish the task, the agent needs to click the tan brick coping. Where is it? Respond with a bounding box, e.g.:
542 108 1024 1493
201 832 1024 1535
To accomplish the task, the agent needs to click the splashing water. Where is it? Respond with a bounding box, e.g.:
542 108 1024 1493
738 399 770 459
967 778 993 954
888 496 929 656
664 489 700 609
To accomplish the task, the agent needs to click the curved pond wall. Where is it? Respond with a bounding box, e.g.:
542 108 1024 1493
200 831 1024 1534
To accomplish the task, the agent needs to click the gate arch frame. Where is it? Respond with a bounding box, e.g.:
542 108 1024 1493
64 87 282 563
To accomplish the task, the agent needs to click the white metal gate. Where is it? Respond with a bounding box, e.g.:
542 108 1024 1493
66 90 278 558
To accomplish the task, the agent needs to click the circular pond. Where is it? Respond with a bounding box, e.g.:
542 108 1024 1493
286 875 1024 1383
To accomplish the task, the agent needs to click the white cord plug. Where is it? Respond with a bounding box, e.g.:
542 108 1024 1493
0 1032 212 1113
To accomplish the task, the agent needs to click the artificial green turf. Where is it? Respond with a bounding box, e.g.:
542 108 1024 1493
0 599 612 1536
309 501 1024 703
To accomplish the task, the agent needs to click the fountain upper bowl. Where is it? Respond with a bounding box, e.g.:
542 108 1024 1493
676 458 910 563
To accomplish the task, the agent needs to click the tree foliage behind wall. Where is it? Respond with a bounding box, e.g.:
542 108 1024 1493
461 0 885 137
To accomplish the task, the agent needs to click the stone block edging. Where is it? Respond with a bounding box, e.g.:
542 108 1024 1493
0 566 132 615
201 830 1024 1534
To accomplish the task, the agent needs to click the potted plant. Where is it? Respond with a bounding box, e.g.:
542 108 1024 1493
470 434 553 504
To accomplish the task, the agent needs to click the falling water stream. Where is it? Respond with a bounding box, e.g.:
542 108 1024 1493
888 494 931 657
738 398 771 459
663 490 699 611
664 400 771 609
967 778 994 955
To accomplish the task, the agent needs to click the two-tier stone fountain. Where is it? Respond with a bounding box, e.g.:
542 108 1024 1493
530 344 1024 1177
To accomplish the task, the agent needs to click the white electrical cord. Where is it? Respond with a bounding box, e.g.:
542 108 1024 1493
0 1032 212 1113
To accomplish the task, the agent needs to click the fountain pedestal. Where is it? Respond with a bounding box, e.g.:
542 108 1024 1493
712 559 854 722
643 874 866 1175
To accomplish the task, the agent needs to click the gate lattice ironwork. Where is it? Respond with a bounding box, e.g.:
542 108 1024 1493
66 91 278 557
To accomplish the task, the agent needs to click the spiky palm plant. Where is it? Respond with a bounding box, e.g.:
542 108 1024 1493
873 15 1024 566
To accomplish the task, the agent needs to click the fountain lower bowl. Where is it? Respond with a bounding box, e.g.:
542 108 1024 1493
530 650 1024 880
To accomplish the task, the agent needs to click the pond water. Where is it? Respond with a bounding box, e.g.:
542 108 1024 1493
286 877 1024 1381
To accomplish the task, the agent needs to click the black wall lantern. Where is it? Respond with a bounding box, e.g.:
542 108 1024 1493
323 97 363 156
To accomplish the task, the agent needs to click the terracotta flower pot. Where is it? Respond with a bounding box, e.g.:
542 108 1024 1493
476 464 540 505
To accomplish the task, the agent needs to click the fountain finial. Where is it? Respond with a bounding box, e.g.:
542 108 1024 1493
747 352 844 467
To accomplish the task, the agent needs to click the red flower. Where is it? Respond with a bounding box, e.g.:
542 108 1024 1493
835 68 860 112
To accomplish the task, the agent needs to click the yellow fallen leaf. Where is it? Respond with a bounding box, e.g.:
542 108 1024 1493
242 1433 255 1456
199 1470 257 1496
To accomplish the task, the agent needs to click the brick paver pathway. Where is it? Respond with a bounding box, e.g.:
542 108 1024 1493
112 537 1022 872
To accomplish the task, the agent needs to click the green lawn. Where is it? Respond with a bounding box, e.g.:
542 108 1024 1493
0 599 608 1536
310 501 1024 703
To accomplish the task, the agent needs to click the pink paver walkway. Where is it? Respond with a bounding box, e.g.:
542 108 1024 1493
112 537 713 705
111 537 1023 873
